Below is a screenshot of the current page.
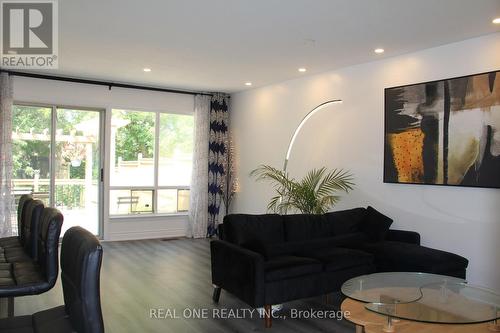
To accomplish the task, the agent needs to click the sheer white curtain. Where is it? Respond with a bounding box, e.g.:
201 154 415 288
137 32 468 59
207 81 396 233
0 73 14 237
187 95 210 238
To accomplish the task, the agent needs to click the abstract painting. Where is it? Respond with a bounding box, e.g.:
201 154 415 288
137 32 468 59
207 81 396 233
384 70 500 188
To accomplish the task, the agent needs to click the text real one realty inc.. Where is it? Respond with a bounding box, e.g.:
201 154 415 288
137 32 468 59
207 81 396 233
149 308 349 320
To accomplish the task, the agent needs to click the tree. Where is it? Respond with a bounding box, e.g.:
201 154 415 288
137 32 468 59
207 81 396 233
113 110 194 162
114 110 155 162
12 105 51 179
12 107 194 181
12 106 98 180
159 113 193 158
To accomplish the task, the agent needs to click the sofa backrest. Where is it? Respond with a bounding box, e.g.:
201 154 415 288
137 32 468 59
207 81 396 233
223 214 285 246
283 208 368 242
224 208 371 245
324 208 368 236
283 214 333 242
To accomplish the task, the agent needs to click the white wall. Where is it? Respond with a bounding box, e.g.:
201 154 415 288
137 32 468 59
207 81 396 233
230 33 500 291
13 77 194 241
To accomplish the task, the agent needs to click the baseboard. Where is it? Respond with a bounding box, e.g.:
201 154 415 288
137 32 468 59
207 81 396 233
107 228 186 241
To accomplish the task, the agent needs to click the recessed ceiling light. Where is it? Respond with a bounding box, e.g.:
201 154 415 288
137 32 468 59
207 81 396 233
245 82 252 86
143 68 152 72
298 68 307 72
374 48 385 54
493 17 500 24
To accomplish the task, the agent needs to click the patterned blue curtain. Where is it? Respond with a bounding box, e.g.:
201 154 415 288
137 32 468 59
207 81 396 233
207 93 229 237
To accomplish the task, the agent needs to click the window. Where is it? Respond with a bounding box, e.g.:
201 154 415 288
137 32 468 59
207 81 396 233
109 109 193 215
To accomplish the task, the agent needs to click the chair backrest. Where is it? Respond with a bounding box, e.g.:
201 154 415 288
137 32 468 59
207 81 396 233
37 207 63 286
21 199 44 259
61 227 104 333
17 194 33 243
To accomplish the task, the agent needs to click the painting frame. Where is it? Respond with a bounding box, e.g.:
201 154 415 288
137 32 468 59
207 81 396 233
383 69 500 189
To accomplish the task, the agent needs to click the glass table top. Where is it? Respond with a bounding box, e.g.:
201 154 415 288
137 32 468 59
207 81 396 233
341 272 500 325
365 282 500 324
341 272 465 303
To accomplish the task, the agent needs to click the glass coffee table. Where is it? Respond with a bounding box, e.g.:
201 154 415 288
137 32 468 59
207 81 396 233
341 272 500 333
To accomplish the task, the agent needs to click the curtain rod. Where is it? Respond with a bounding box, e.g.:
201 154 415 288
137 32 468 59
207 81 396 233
0 69 216 97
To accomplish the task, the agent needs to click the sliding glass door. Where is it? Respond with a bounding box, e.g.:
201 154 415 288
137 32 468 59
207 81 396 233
12 104 103 237
54 108 102 236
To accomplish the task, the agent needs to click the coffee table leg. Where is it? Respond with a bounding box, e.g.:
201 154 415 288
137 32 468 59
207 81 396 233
355 324 364 333
490 317 500 331
489 307 500 332
383 316 395 333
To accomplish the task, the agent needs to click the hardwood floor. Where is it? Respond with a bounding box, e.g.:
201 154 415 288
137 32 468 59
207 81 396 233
10 238 355 333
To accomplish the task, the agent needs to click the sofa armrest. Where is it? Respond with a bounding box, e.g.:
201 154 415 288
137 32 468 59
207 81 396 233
386 230 421 245
210 240 265 307
217 224 224 240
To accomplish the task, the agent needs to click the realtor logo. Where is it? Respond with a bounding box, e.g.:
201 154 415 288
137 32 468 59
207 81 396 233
1 0 58 68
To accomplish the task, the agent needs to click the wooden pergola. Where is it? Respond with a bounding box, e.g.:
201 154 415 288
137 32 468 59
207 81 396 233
12 131 96 208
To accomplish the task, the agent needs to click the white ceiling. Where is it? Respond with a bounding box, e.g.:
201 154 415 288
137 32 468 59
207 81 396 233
33 0 500 92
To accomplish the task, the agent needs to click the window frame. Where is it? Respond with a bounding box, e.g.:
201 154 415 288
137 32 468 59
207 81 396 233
108 109 192 217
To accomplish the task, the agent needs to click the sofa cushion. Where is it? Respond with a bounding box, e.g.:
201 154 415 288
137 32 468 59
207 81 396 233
361 206 393 242
283 214 332 242
298 247 374 272
324 208 368 235
223 214 285 246
264 256 322 282
262 232 368 258
362 241 469 274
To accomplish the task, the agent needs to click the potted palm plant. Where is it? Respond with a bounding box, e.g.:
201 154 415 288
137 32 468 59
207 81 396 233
250 165 354 214
250 164 354 315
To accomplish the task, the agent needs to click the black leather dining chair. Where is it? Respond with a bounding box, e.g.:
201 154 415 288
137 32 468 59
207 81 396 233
0 194 33 249
0 206 63 317
0 226 104 333
0 207 63 298
0 199 44 263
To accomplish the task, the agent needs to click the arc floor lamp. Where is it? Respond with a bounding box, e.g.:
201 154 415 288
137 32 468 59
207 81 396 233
268 98 343 314
283 99 343 173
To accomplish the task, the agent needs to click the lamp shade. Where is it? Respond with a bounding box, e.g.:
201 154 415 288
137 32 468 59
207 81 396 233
283 99 343 172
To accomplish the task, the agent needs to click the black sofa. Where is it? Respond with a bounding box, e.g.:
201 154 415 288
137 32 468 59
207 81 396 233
210 206 468 327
